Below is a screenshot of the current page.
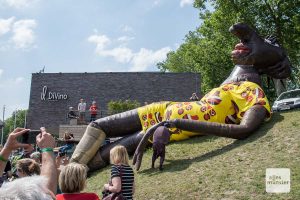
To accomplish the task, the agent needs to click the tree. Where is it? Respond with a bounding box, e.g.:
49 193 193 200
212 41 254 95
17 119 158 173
2 110 27 144
107 100 141 115
158 0 300 96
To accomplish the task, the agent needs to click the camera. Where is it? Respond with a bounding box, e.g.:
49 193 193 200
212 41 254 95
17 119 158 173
22 130 41 144
58 152 66 157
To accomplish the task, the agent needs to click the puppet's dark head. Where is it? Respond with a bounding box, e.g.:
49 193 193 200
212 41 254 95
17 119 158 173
229 23 291 79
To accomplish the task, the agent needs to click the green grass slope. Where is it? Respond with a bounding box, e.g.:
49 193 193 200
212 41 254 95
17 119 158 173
86 110 300 200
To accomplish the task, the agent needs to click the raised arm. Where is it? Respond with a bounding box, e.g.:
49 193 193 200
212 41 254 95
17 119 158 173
171 105 267 140
36 127 57 195
0 128 31 176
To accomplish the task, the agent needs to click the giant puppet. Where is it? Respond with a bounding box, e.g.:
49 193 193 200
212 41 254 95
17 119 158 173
71 23 291 171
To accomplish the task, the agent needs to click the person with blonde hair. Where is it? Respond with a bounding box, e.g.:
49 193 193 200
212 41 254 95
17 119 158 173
56 162 100 200
103 145 135 200
16 158 41 177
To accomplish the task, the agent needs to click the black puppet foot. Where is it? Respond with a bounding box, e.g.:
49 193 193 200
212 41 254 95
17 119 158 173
159 166 164 171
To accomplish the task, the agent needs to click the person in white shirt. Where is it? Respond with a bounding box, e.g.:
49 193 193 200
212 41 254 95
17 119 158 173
78 98 87 124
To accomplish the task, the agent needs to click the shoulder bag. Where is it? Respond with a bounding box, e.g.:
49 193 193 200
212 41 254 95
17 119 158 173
102 166 126 200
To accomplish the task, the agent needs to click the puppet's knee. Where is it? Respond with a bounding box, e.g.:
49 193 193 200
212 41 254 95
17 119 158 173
71 125 106 164
87 150 107 171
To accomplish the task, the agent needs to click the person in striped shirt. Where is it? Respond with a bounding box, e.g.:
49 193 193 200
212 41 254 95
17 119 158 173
104 145 135 200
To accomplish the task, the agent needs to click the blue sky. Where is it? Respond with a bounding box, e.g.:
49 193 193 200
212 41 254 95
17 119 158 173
0 0 200 119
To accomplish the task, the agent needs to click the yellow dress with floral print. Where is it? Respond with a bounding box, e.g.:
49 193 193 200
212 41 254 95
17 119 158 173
137 81 271 141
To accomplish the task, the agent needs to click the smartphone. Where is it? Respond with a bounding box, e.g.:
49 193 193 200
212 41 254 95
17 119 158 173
22 130 41 144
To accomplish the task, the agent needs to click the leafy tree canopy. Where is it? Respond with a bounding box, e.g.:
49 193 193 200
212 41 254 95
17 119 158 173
107 100 141 115
1 109 27 144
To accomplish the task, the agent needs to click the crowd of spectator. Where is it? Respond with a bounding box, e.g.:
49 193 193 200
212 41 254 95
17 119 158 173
0 127 135 200
0 128 57 199
0 96 202 200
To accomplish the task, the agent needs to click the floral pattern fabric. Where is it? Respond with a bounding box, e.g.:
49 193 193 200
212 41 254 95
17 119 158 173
137 81 271 141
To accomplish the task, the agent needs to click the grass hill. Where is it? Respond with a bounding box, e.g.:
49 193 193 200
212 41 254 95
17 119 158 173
86 110 300 200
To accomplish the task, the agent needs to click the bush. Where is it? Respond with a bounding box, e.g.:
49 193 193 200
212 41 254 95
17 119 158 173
107 100 141 115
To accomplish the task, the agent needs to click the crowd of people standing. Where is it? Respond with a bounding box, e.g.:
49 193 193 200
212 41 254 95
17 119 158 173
68 98 100 124
0 127 135 200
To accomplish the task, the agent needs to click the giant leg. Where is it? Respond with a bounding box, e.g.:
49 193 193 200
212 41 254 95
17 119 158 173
159 147 166 170
71 109 142 168
88 132 144 171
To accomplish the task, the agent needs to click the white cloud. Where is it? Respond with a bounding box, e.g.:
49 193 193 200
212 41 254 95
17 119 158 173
0 76 27 95
0 69 3 77
3 0 39 9
117 36 134 43
11 19 37 49
129 47 171 71
15 76 24 84
153 0 161 6
0 17 37 50
88 33 171 71
180 0 193 7
88 34 110 51
120 25 134 34
174 42 181 50
97 47 133 63
0 17 15 36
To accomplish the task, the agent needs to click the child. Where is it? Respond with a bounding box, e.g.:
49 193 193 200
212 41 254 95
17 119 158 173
103 145 135 200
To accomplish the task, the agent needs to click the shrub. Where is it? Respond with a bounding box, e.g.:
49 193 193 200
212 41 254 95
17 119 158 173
107 100 141 115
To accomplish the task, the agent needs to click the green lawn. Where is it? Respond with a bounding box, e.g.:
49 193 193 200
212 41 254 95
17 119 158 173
86 110 300 200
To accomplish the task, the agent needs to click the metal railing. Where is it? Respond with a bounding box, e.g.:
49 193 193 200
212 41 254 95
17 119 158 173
65 110 111 124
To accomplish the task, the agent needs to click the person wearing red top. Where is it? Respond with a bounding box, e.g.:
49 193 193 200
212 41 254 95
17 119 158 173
56 162 100 200
89 101 98 122
56 193 99 200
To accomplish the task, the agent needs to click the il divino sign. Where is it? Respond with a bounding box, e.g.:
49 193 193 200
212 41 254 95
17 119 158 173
40 86 68 101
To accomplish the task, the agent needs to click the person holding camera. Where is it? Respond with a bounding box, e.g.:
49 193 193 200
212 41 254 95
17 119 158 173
189 92 199 101
58 132 75 157
0 127 58 199
0 145 12 186
67 107 78 119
